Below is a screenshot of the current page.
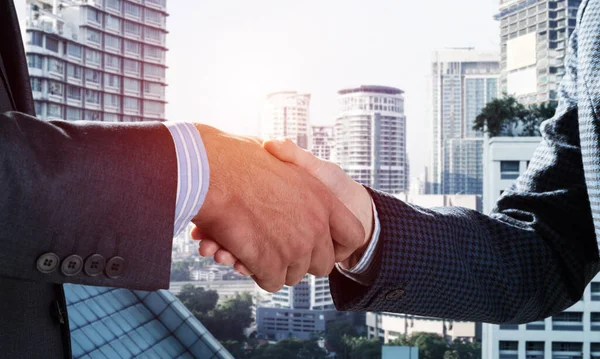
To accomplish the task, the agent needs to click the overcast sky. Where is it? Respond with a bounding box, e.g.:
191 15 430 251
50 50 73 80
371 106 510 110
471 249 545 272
166 0 500 176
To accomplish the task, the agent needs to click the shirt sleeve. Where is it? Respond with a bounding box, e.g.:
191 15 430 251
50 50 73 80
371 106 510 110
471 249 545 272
162 122 210 236
335 199 381 285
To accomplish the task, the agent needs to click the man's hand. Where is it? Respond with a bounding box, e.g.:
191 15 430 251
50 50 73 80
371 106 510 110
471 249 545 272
192 136 374 276
190 126 364 292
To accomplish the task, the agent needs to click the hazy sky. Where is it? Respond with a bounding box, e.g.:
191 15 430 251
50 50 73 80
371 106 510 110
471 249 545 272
166 0 500 175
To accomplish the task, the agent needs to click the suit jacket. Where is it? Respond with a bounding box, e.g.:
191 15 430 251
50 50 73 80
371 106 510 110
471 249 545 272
0 2 177 357
330 0 600 324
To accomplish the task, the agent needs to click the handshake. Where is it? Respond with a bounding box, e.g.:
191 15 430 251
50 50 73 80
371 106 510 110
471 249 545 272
189 125 374 292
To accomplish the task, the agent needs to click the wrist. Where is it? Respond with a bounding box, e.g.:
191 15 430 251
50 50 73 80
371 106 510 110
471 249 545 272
339 189 374 269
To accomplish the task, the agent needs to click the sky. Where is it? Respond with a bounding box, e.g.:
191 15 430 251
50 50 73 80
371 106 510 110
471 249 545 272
166 0 501 176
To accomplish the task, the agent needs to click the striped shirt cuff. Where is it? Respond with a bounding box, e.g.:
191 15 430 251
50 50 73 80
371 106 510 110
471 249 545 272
163 122 210 236
336 199 381 284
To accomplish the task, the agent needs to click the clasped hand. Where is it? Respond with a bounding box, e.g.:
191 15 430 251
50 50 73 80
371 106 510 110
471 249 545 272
189 125 374 292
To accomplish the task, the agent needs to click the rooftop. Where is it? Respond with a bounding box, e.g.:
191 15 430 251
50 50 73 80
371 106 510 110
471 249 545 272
338 85 404 96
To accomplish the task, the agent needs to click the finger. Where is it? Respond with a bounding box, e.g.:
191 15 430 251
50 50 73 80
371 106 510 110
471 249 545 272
285 258 310 286
253 268 287 293
234 262 253 277
199 239 221 257
307 233 335 277
329 197 366 262
214 248 237 266
190 225 204 240
263 138 323 174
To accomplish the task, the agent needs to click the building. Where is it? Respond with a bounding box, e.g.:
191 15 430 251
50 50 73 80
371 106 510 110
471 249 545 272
482 136 600 359
65 284 233 358
260 91 311 150
496 0 582 106
428 49 500 195
335 85 408 195
256 275 354 340
311 125 334 161
24 0 168 123
190 267 227 282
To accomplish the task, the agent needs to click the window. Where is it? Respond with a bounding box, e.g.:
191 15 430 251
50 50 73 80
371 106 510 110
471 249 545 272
67 85 82 101
145 8 164 25
124 59 141 74
104 113 119 122
30 78 42 92
87 29 102 45
124 78 141 93
66 107 80 121
105 54 121 69
86 49 102 65
144 27 162 42
124 2 141 17
49 81 63 96
104 73 120 89
48 59 64 74
144 100 164 114
106 0 120 11
104 93 120 108
500 161 520 180
124 21 142 37
85 69 101 85
85 89 100 104
124 97 140 111
85 110 101 121
27 54 42 69
48 104 63 118
105 35 121 50
144 45 163 59
106 15 121 32
67 64 82 80
87 8 102 23
124 40 141 55
46 37 59 52
67 43 82 58
144 63 165 78
144 82 163 96
30 31 43 46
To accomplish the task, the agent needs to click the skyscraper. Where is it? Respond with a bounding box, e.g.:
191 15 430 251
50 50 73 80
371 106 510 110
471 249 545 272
335 85 408 195
24 0 168 123
260 91 311 150
428 49 500 195
496 0 581 106
311 125 334 161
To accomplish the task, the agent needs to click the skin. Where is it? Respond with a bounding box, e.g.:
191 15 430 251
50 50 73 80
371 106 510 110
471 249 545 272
192 126 366 292
191 136 374 282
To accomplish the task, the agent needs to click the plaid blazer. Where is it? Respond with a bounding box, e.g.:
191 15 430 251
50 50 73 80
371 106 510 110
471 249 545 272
330 0 600 324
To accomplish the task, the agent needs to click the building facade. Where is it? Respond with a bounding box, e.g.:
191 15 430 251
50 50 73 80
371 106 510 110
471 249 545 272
482 136 600 359
496 0 581 106
335 85 408 195
311 125 334 161
24 0 168 123
260 91 311 150
429 49 500 196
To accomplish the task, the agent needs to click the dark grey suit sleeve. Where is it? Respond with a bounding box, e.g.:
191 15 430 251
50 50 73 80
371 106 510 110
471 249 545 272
0 112 178 291
329 16 600 323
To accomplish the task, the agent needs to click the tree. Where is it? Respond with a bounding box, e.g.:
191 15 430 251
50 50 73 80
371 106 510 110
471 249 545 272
448 339 481 359
325 321 358 354
444 350 460 359
410 332 448 359
200 293 254 342
249 339 327 359
222 340 248 359
170 261 191 281
473 94 525 137
342 337 382 359
176 284 218 314
521 102 557 136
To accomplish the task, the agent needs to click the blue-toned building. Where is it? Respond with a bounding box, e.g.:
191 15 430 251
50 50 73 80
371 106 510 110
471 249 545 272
64 284 233 359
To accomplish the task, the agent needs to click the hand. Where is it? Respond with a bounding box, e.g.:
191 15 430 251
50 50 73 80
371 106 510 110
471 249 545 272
190 125 365 292
193 136 374 274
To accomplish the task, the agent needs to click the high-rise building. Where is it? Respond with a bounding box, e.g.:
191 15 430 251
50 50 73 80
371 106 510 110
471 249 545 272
482 136 600 359
335 85 408 195
311 125 334 161
261 91 311 150
23 0 167 123
256 275 354 341
428 49 500 195
496 0 581 106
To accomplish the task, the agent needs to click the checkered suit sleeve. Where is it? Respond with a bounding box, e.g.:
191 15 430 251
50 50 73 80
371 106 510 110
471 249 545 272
329 5 600 323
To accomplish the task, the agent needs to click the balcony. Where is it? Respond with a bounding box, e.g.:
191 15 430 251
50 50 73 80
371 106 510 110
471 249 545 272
144 0 167 11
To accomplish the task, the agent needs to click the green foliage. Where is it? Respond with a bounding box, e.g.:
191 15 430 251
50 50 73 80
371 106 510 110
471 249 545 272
249 339 327 359
200 292 254 342
325 321 359 353
176 284 218 314
170 261 191 281
473 94 557 137
342 336 382 359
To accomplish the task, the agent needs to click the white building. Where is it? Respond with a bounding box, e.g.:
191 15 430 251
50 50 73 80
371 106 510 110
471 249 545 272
366 194 482 343
24 0 168 122
482 136 600 359
260 91 311 150
429 49 500 195
311 125 334 161
335 85 408 195
496 0 582 106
